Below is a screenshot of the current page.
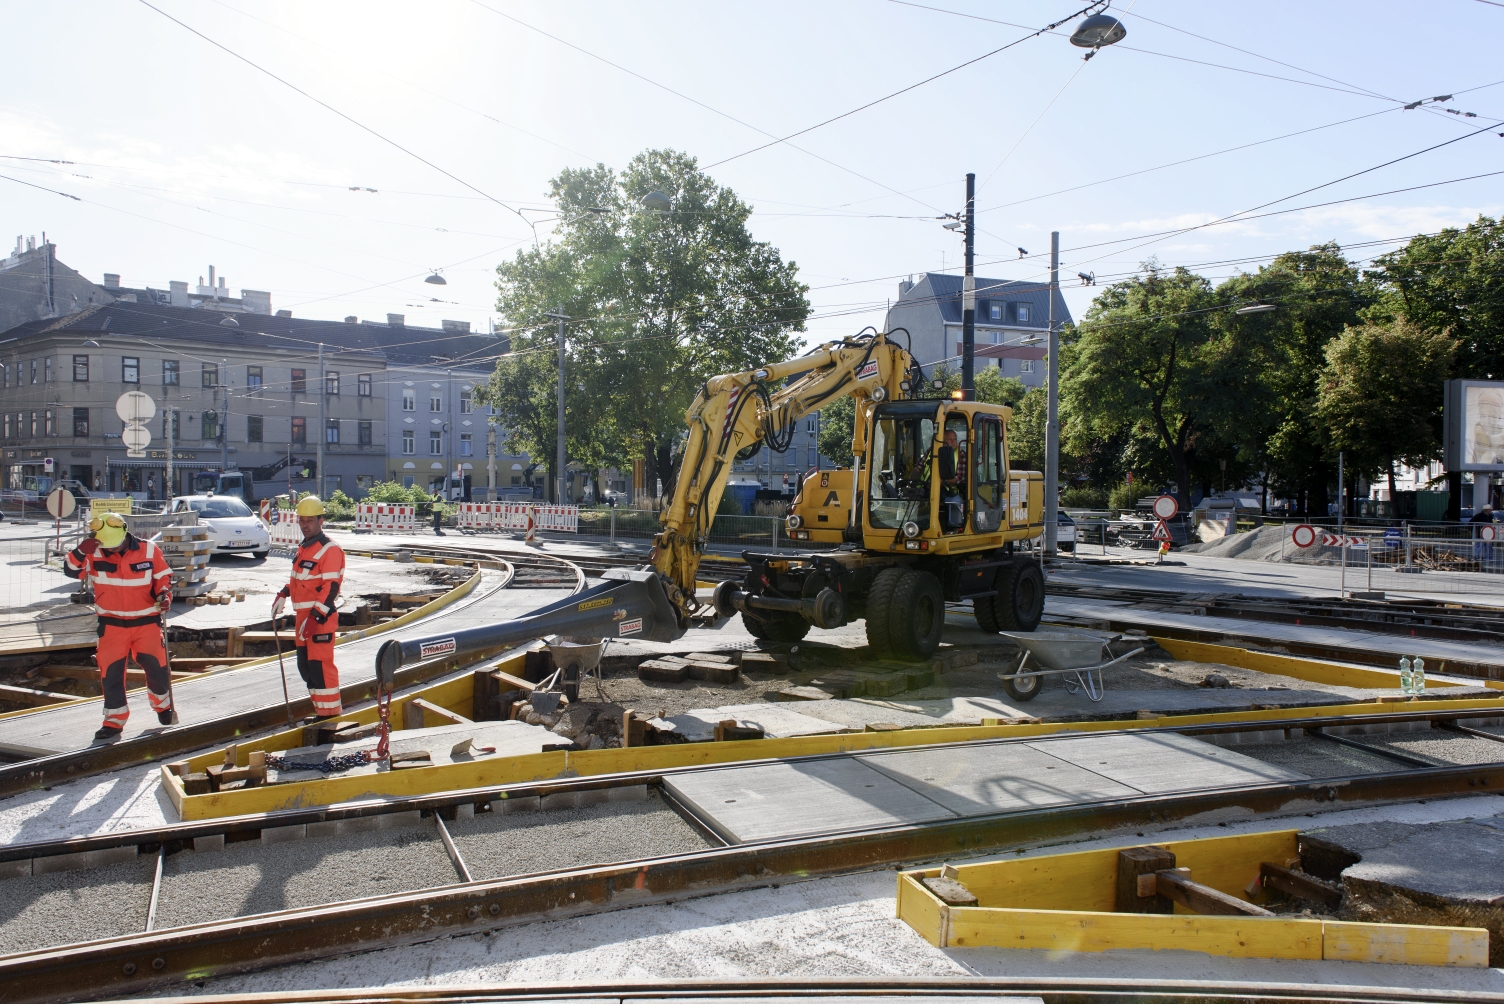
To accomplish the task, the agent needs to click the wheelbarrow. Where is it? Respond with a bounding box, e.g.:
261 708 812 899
996 627 1144 702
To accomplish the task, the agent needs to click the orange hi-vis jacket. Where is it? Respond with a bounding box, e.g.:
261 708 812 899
65 534 173 625
285 532 344 627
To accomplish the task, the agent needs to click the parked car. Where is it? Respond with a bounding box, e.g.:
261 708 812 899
170 494 271 558
1057 509 1077 552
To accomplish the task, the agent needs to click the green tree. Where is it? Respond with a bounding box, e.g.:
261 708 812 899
1315 319 1456 497
487 150 810 501
1008 387 1047 473
816 395 856 467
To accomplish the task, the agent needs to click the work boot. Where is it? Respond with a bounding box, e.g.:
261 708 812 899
93 725 123 743
157 709 175 726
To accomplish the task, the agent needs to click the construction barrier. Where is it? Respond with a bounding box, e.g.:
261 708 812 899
355 503 419 531
454 502 578 533
267 509 303 548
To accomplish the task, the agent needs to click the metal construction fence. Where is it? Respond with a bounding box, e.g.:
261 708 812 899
1276 520 1502 595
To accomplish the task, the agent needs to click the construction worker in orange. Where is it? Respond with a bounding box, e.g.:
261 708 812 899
271 496 346 718
65 512 175 742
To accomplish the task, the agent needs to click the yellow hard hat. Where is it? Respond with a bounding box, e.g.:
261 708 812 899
295 496 327 517
89 512 128 549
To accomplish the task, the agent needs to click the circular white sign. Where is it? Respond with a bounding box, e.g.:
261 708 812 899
115 390 157 423
1152 494 1179 520
121 426 151 450
1291 523 1318 549
45 487 76 519
1481 524 1498 542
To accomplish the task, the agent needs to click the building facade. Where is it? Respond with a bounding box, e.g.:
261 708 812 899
882 272 1073 387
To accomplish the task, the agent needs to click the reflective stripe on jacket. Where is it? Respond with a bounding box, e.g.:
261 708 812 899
287 532 345 620
66 534 172 626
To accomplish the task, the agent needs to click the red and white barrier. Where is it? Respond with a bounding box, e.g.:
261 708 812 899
454 502 578 533
268 509 303 548
534 505 578 533
355 503 418 531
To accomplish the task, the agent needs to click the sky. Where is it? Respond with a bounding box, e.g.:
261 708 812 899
3 0 1502 348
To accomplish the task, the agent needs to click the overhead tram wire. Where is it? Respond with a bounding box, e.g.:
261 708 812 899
135 0 532 228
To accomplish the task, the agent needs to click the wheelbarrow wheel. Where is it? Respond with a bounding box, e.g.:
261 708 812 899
1000 658 1043 701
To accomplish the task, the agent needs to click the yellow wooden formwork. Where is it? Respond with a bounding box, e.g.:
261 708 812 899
1153 637 1502 691
897 829 1489 968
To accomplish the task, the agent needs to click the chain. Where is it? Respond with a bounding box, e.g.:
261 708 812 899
265 750 375 774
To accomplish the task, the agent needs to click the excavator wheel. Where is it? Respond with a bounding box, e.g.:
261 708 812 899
741 610 811 644
987 558 1045 632
868 567 944 661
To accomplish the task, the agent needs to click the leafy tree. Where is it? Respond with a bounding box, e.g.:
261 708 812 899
1315 319 1456 497
487 150 810 501
1008 387 1047 473
816 395 856 467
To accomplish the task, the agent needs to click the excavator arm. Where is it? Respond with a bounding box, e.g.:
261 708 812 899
650 330 919 628
377 330 920 677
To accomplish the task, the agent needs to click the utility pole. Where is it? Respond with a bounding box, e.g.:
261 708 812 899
486 421 497 500
316 342 325 499
960 173 976 399
220 358 230 474
165 393 174 500
445 368 454 501
1044 231 1061 556
544 310 568 504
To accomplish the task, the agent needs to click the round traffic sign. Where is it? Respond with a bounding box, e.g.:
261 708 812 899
121 426 151 450
45 487 76 519
1481 524 1498 542
1291 523 1318 548
1151 494 1179 520
115 390 156 424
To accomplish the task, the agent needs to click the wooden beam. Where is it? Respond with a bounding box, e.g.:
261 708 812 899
407 697 471 727
0 683 79 705
1260 861 1343 910
1156 868 1274 917
1116 846 1176 913
491 670 535 693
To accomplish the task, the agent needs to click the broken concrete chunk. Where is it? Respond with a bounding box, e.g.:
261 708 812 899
638 659 690 683
922 875 979 906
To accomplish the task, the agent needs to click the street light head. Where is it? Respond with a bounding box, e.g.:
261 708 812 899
1235 303 1277 315
1017 247 1028 258
942 220 962 230
82 338 100 347
1020 335 1045 346
1070 13 1126 48
218 314 239 327
424 271 447 285
640 191 673 213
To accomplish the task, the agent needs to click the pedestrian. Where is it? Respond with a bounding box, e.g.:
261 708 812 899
271 496 346 719
65 512 175 742
432 490 445 536
1471 504 1496 566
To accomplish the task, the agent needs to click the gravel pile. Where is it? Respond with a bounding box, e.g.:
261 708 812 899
447 789 711 880
1179 523 1289 561
155 823 455 927
1358 733 1504 766
0 857 156 955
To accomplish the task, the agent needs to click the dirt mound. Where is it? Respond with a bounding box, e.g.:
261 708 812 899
1180 522 1289 562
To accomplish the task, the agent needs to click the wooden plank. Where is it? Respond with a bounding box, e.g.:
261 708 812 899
895 872 948 948
491 670 534 693
1116 846 1176 913
942 906 1324 959
0 683 80 705
1153 637 1465 691
1322 919 1489 968
1155 869 1274 917
1260 861 1343 910
408 697 471 727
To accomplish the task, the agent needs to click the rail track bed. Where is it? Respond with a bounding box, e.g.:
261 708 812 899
2 704 1501 1004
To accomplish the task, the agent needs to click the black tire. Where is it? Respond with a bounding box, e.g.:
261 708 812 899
863 566 906 658
742 610 810 643
1001 660 1044 701
251 550 269 560
992 558 1045 632
887 569 946 661
974 586 1001 633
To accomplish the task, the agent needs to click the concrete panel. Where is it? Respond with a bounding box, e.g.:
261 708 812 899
859 743 1141 816
714 703 853 738
663 758 956 844
1028 731 1306 793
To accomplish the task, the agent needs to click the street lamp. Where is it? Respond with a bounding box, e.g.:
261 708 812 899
1070 12 1127 51
1235 303 1277 315
640 191 672 213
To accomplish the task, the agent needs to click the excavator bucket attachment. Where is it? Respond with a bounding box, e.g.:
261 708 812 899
376 569 683 677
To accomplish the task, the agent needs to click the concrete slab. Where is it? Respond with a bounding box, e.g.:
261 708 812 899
859 743 1141 816
1307 815 1504 904
1026 731 1307 792
713 703 853 738
267 719 557 783
663 758 956 843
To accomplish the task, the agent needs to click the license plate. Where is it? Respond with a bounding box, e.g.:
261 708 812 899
224 542 255 548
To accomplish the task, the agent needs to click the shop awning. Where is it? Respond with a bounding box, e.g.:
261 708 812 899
106 459 224 470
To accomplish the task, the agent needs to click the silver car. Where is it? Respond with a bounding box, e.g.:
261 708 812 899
170 494 271 558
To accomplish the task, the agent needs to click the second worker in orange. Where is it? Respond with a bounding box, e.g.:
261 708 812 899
272 496 346 718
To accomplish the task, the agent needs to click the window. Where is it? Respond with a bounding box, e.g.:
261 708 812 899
459 433 472 456
30 360 38 384
201 410 219 440
246 366 262 393
326 419 340 444
459 390 472 414
2 415 9 437
44 410 54 436
163 359 179 386
291 416 307 443
402 475 415 488
1020 359 1034 373
43 357 50 382
1 363 7 388
291 368 306 394
1017 303 1030 322
246 415 263 443
402 389 415 411
73 355 89 382
430 394 442 413
358 373 372 397
73 407 89 437
28 412 37 437
355 474 374 491
325 371 340 395
430 430 442 455
989 303 1002 320
807 417 817 434
358 420 372 445
401 430 415 454
121 357 139 384
201 363 217 388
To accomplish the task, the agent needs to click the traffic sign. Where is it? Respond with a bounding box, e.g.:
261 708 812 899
1151 520 1172 542
1321 533 1365 548
43 457 54 473
1481 525 1498 542
1152 494 1179 520
45 487 76 519
1290 524 1318 548
114 391 156 423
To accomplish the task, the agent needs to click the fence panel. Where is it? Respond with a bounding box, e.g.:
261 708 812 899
1277 521 1501 595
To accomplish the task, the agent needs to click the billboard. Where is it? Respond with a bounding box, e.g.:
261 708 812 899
1444 379 1504 472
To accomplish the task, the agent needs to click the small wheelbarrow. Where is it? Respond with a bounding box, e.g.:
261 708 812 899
996 627 1144 702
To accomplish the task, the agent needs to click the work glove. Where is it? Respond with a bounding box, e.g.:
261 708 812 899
312 604 330 625
271 593 287 618
77 538 99 556
158 593 172 613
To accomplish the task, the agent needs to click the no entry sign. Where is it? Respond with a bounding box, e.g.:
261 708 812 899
1290 523 1317 548
1152 494 1179 520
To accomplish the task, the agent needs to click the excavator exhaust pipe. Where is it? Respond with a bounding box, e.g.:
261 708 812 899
712 580 845 630
377 569 683 679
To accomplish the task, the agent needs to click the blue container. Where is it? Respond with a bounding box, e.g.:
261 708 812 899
724 482 760 515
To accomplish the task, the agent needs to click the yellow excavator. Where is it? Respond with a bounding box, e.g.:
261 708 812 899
379 329 1045 677
784 468 854 546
